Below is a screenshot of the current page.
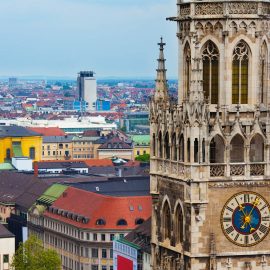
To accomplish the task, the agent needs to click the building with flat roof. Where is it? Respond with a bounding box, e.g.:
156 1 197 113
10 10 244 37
77 71 97 111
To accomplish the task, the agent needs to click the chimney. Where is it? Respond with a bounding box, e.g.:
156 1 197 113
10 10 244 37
33 161 38 177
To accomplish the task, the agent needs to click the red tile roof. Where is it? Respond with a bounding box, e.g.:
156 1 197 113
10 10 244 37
44 187 151 230
84 159 114 167
28 127 66 136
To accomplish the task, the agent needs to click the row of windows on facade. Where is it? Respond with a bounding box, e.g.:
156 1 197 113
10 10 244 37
42 150 69 156
184 40 268 104
45 233 113 259
44 218 125 241
5 147 35 160
153 133 265 163
43 144 70 150
61 254 113 270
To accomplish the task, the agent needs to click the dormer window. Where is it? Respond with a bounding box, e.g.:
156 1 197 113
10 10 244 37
96 219 106 225
117 219 127 226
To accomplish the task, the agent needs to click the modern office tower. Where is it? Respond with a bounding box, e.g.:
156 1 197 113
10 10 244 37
150 0 270 269
8 77 18 89
77 71 97 111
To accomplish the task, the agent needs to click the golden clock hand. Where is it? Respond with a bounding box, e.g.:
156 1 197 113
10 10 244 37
247 197 260 218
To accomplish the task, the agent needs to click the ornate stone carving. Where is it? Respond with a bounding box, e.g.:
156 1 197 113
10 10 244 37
210 164 225 177
195 3 223 15
228 2 258 14
209 181 270 188
261 3 270 15
250 163 265 176
180 4 190 16
230 164 245 176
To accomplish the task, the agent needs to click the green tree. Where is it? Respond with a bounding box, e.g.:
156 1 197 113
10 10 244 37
11 235 61 270
135 153 150 163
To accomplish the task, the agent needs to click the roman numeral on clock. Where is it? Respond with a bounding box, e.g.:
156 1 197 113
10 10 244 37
262 216 270 221
259 224 268 234
244 194 250 203
225 226 234 234
244 235 249 245
253 232 260 242
234 233 239 241
226 206 233 212
223 217 232 222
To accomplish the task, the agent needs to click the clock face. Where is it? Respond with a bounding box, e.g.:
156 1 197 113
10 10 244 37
221 191 270 247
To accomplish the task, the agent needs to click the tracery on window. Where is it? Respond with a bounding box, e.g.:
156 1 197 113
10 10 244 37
232 40 249 104
202 41 219 104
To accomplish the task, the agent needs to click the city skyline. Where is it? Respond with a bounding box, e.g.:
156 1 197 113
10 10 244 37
1 0 177 78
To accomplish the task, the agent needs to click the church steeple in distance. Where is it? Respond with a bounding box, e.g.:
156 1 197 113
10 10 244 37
154 37 168 102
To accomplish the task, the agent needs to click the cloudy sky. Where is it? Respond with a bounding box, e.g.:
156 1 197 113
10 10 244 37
0 0 177 78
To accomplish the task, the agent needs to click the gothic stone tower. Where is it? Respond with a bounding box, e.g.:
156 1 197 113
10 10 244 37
150 0 270 269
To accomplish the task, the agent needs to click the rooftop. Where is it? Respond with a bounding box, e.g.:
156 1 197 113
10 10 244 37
0 224 14 239
43 135 73 143
27 127 66 136
70 176 150 197
44 187 151 230
0 125 41 138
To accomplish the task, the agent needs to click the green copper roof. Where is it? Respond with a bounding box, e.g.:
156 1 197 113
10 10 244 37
37 184 68 205
130 135 150 146
0 163 14 170
116 238 140 250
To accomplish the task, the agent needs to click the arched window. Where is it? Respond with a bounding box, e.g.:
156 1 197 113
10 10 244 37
202 138 205 162
175 204 184 244
164 132 170 160
230 135 244 163
194 138 199 163
162 201 171 240
184 43 191 97
172 133 177 161
152 133 156 156
158 132 163 158
29 147 35 160
179 135 184 162
135 218 144 225
232 40 250 104
117 219 127 226
202 41 219 104
260 42 268 105
96 219 106 225
250 134 264 162
210 135 225 163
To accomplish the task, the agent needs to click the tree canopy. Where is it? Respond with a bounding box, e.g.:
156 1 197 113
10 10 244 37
11 235 61 270
135 153 150 162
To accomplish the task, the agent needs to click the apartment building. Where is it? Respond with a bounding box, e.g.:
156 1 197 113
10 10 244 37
28 187 151 270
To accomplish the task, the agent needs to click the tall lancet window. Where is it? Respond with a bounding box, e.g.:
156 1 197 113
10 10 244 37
184 43 191 98
202 41 219 104
232 40 250 104
260 42 268 105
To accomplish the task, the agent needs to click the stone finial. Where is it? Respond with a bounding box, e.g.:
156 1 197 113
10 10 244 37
154 37 169 102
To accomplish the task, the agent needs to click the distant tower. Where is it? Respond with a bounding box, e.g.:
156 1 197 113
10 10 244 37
77 71 97 111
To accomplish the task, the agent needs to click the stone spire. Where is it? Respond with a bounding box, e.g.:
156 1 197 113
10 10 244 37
154 37 169 102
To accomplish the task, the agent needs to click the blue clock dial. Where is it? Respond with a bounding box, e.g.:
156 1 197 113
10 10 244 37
221 192 270 247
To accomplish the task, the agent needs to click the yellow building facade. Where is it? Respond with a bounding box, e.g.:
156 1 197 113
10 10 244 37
0 126 42 163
